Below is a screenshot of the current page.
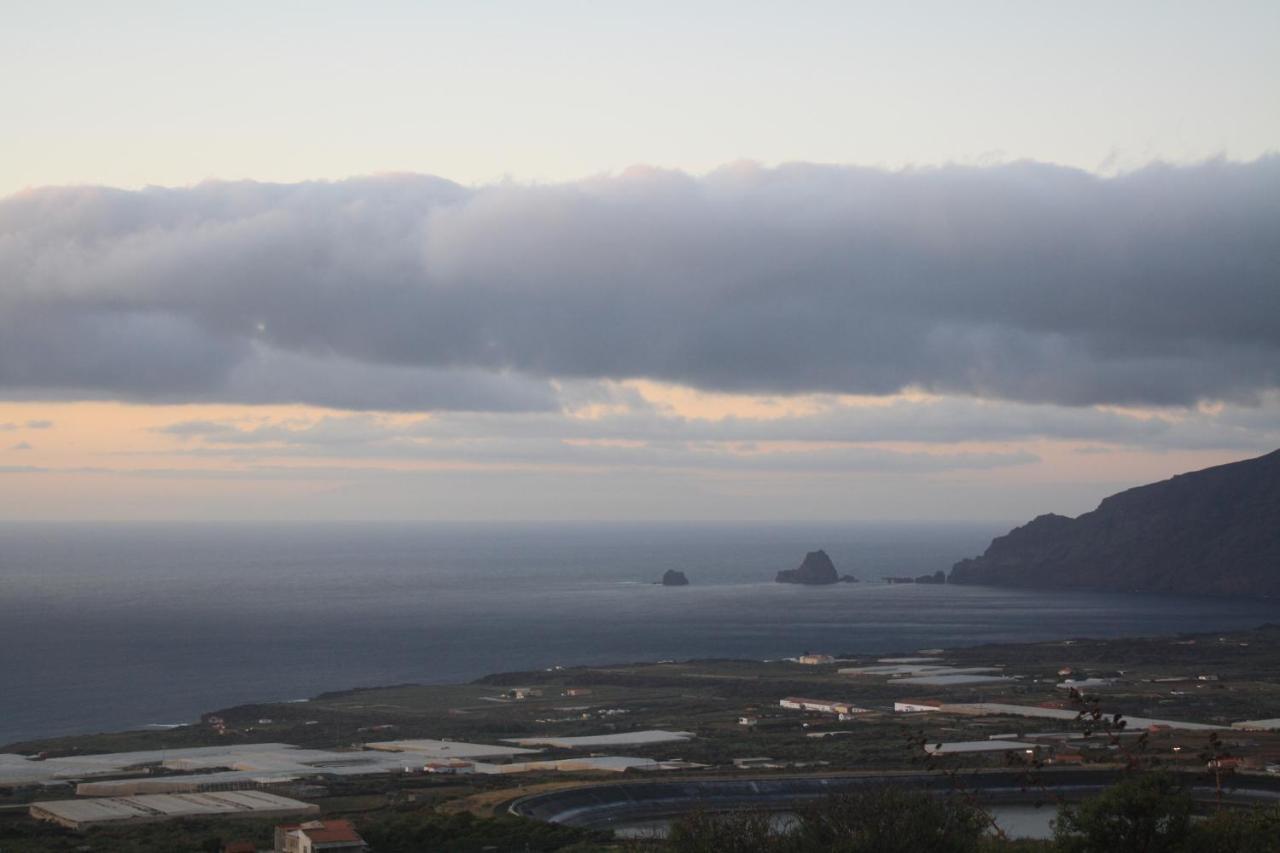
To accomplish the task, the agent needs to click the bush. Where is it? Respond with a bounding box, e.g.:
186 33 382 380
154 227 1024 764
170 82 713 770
793 786 990 853
666 786 990 853
1185 803 1280 853
667 809 783 853
358 811 609 853
1054 773 1192 853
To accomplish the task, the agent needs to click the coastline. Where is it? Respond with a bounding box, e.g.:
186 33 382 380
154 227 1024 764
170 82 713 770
8 621 1280 756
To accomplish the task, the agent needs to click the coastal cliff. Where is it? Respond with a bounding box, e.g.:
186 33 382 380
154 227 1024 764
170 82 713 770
949 449 1280 596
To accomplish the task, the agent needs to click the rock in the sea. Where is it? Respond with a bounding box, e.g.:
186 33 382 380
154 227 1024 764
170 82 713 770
949 448 1280 596
915 570 946 584
776 550 841 585
661 569 690 586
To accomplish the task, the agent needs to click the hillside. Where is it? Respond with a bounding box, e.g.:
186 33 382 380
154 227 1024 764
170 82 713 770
949 449 1280 596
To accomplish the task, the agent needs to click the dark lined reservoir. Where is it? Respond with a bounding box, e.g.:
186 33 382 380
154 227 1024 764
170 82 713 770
508 771 1280 839
4 521 1280 745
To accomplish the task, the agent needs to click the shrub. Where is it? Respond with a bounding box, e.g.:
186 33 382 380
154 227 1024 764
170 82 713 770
1054 773 1192 853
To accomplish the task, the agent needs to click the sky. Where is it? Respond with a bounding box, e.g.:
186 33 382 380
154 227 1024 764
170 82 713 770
1 1 1278 522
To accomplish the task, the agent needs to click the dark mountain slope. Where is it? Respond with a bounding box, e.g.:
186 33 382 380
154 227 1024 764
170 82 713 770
949 449 1280 596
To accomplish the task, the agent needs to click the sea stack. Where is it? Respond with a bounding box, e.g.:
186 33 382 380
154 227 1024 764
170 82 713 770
661 569 690 586
776 550 842 585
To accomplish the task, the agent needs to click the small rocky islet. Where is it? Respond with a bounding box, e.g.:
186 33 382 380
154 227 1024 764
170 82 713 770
775 549 858 585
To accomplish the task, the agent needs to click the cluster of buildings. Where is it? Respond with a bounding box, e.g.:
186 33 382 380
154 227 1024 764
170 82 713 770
501 686 593 701
891 700 1280 771
778 697 870 719
784 649 1280 772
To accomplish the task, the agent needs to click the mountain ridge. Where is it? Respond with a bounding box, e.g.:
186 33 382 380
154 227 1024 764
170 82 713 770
949 449 1280 597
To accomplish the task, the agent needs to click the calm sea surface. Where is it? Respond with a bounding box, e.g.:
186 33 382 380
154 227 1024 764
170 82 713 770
3 522 1279 746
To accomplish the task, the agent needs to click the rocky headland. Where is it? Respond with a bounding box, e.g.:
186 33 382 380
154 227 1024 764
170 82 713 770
949 449 1280 597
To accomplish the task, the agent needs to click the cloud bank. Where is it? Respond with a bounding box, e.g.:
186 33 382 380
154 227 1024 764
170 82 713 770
2 159 1278 411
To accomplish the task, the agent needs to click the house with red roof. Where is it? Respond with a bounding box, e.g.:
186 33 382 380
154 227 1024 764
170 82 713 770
274 819 367 853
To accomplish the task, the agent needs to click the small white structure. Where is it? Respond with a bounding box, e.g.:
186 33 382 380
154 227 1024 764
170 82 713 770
423 760 474 775
797 654 836 665
894 701 942 713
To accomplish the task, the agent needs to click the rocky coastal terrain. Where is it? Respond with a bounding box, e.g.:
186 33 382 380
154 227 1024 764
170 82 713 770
950 449 1280 596
661 569 689 586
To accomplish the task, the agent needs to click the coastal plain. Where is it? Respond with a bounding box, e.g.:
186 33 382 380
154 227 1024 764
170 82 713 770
5 625 1280 850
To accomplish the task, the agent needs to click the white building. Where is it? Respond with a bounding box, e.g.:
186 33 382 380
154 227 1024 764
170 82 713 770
423 760 474 774
797 654 836 665
894 701 942 713
779 697 869 716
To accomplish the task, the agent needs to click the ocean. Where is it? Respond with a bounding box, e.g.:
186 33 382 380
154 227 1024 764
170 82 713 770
3 521 1279 746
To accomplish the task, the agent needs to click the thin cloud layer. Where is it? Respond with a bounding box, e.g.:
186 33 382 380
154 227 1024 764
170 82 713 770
154 391 1280 472
0 420 53 430
2 160 1278 410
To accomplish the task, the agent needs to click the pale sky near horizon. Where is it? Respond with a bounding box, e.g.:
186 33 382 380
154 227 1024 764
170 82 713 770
1 1 1278 522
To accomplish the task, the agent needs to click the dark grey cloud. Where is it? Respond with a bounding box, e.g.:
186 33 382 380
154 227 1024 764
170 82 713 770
2 160 1277 409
